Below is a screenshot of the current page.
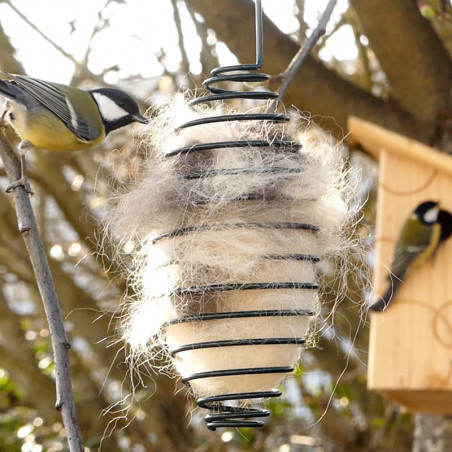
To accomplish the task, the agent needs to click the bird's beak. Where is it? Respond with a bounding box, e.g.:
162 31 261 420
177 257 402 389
133 114 149 124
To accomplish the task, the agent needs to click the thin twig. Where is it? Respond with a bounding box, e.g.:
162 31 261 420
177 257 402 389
4 0 77 64
186 3 220 77
171 0 190 76
0 132 84 452
268 0 337 113
348 9 372 91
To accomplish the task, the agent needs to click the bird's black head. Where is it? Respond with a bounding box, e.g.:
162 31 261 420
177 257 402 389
439 208 452 242
414 200 439 225
90 88 148 135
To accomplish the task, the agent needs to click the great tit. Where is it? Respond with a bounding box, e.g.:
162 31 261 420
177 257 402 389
370 200 449 312
0 72 148 193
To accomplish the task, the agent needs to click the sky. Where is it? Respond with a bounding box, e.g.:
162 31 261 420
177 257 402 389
0 0 356 85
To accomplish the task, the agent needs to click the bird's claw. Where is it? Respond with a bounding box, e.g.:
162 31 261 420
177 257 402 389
6 140 34 195
6 176 34 196
18 140 33 152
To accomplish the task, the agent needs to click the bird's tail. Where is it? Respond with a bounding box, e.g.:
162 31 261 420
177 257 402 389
0 78 22 101
370 273 405 311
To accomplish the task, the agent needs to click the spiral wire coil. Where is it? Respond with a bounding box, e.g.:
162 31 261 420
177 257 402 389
161 0 318 430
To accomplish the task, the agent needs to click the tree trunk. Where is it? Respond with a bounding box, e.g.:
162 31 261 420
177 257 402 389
413 414 452 452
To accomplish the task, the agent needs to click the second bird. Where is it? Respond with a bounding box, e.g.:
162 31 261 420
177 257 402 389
370 200 452 312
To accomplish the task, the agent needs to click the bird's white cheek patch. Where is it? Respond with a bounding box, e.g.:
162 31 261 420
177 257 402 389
424 207 439 224
92 92 128 122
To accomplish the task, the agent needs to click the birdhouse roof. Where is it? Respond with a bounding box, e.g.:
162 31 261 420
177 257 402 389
347 116 452 178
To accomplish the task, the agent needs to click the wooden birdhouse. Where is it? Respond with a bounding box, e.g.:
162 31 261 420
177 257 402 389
348 116 452 413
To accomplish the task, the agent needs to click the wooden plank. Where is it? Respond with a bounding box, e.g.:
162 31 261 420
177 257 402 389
347 116 452 178
376 390 452 414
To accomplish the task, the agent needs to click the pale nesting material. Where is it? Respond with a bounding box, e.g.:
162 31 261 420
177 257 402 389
110 96 352 399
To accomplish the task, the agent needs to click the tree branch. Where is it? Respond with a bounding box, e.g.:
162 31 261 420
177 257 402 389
171 0 190 77
4 0 77 64
0 289 58 420
185 0 431 142
0 21 25 74
30 151 127 292
272 0 337 110
349 0 451 124
0 132 84 452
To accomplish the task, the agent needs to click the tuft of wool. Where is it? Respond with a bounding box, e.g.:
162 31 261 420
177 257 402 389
109 95 356 398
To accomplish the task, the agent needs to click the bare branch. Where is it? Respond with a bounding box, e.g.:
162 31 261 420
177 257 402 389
186 0 428 142
0 133 84 452
349 0 451 123
4 0 76 64
171 0 190 76
0 21 25 74
186 4 219 77
270 0 337 111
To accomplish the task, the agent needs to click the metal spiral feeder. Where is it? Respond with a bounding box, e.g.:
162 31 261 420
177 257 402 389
161 1 317 430
112 0 350 432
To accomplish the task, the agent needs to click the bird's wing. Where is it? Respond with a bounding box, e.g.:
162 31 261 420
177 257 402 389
372 216 442 312
6 73 99 142
388 244 420 279
390 220 439 278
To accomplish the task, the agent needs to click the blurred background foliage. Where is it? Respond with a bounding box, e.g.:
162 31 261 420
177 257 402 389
0 0 451 451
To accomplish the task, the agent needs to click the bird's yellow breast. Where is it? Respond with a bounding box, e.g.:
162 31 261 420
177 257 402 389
7 102 105 151
411 222 442 268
